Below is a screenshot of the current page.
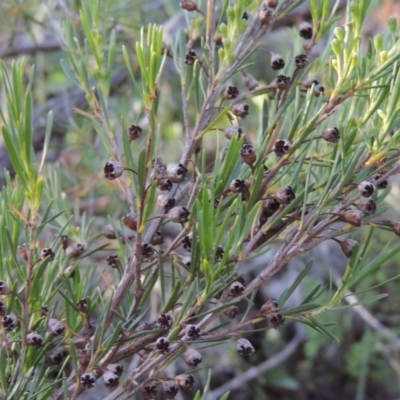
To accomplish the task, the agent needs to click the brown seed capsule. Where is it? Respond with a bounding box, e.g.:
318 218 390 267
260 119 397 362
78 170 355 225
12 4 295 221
18 244 28 261
80 372 96 389
259 199 280 224
168 206 190 223
237 338 255 355
85 321 96 337
373 174 388 189
224 305 239 319
60 235 69 250
168 164 188 183
229 178 246 193
275 75 291 90
66 243 86 258
314 85 325 96
302 78 320 89
77 298 88 313
180 0 197 11
224 125 243 140
40 248 55 260
299 21 313 39
273 139 291 157
2 314 18 331
0 301 6 316
231 103 249 118
358 181 374 197
128 124 142 141
104 161 124 180
186 324 201 339
121 212 138 231
260 298 279 316
155 337 170 353
157 194 176 212
142 384 158 399
48 318 65 336
151 230 164 246
230 281 245 296
164 382 179 399
0 281 11 295
141 243 155 259
264 0 278 8
183 348 203 366
268 313 285 329
78 349 91 367
357 199 376 215
50 348 68 364
175 374 195 390
271 53 285 71
157 313 173 329
224 86 239 100
106 254 121 269
242 71 259 91
322 127 340 143
215 245 225 261
106 364 123 377
103 371 119 388
27 332 44 348
103 225 117 239
185 49 198 65
182 236 192 252
241 143 256 167
294 54 308 69
275 186 296 204
259 5 274 25
338 210 363 227
242 11 249 20
338 238 358 258
158 178 173 191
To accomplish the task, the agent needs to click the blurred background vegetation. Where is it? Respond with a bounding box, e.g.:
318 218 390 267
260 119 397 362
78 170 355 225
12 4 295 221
1 0 400 399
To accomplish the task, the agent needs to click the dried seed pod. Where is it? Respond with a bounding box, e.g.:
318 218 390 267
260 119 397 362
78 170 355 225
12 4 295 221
85 321 96 337
274 75 291 90
106 254 120 269
48 318 65 336
40 248 55 260
80 372 96 389
2 314 18 331
314 85 325 96
27 332 44 348
121 212 138 231
106 364 123 377
230 281 245 296
357 199 376 215
60 235 69 250
183 348 203 366
186 324 201 339
299 21 313 39
157 313 173 329
224 306 239 319
155 337 170 353
104 161 124 180
273 139 291 157
185 49 198 65
157 194 176 212
294 53 308 69
182 257 191 267
271 53 285 71
180 0 197 11
229 178 246 193
338 210 363 227
168 164 188 183
231 103 249 118
242 71 258 91
259 199 280 224
322 127 340 143
260 299 279 316
141 243 155 259
242 11 249 20
151 230 164 246
103 371 119 388
77 298 88 313
50 348 68 364
158 178 173 191
168 206 190 223
164 381 179 399
237 338 255 355
338 238 358 258
275 186 295 204
78 349 91 367
103 225 116 239
0 281 11 295
66 243 86 258
18 244 28 261
264 0 278 8
182 236 192 252
0 301 6 316
224 125 243 140
128 124 142 141
358 181 374 197
215 245 225 261
142 384 158 399
302 78 320 89
224 86 239 100
373 174 388 189
268 313 285 329
175 374 195 390
259 5 274 24
240 143 256 167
